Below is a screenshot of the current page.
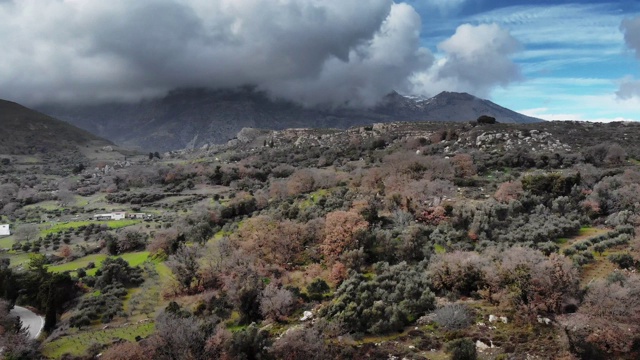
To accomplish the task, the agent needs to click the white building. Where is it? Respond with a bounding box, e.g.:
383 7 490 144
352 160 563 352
93 212 126 221
0 224 9 236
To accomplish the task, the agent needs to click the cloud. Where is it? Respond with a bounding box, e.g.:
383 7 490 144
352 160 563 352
617 16 640 99
518 108 635 123
418 0 467 14
264 2 433 107
621 16 640 58
408 23 522 98
0 0 435 106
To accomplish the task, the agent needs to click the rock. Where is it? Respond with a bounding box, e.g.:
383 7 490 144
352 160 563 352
500 316 508 324
476 340 490 350
537 316 552 325
489 314 498 323
300 311 313 321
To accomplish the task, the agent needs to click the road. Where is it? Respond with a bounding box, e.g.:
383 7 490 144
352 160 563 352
9 306 44 339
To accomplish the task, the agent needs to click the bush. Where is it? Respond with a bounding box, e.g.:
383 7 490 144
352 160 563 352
447 338 477 360
307 278 330 301
322 262 435 334
608 254 636 269
433 303 474 330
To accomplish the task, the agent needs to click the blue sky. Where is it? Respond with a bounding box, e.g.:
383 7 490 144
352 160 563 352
408 0 640 121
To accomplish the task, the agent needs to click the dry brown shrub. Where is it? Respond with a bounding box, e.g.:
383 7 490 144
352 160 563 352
452 153 477 178
321 211 368 262
494 180 524 202
101 341 150 360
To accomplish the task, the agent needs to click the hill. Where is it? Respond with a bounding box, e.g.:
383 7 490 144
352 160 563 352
0 99 111 155
39 88 541 152
0 119 639 359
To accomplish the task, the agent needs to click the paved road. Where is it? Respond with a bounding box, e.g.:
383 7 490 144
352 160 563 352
9 306 44 339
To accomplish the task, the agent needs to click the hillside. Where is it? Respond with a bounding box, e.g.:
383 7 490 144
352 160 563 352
0 99 111 155
0 119 638 360
39 88 541 152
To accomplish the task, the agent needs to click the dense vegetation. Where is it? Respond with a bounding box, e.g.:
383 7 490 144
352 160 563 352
0 120 639 359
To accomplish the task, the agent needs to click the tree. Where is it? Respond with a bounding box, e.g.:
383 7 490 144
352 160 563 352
117 229 147 253
321 211 368 262
234 216 306 268
14 224 39 243
101 341 150 360
477 115 496 124
150 312 211 360
494 180 523 202
168 245 201 291
269 326 328 360
259 282 294 321
0 300 39 360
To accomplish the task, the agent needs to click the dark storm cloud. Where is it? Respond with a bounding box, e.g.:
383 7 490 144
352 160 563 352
0 0 522 106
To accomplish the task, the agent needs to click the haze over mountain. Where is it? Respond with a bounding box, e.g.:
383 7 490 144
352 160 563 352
0 99 111 155
39 88 540 152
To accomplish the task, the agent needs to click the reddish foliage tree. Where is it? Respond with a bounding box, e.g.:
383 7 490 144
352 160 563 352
321 211 368 262
101 341 150 360
452 153 477 178
494 180 524 202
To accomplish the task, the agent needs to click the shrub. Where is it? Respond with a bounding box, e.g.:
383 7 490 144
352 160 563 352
446 338 477 360
608 254 636 269
433 303 474 330
307 278 330 301
322 262 435 334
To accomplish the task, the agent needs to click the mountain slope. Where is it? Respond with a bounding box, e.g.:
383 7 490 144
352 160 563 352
39 88 541 152
0 99 110 154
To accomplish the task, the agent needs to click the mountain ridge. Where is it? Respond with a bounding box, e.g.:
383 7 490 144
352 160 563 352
0 99 112 155
38 88 541 152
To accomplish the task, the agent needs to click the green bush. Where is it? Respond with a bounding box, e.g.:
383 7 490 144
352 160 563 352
446 338 477 360
322 261 434 334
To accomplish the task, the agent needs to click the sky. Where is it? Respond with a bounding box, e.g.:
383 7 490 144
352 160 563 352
1 0 640 121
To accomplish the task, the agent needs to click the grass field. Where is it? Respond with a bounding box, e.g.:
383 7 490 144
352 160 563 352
23 200 62 211
41 322 155 359
3 252 32 268
41 219 141 236
48 251 151 275
0 236 14 249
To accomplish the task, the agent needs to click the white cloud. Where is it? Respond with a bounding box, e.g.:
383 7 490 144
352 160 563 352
519 108 634 123
408 23 522 98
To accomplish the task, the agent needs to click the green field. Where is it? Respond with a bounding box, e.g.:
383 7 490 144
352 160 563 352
48 251 151 275
41 322 155 359
0 236 14 249
3 252 32 268
41 219 141 236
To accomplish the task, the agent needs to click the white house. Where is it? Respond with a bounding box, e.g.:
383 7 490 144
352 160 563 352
93 212 127 221
0 224 9 236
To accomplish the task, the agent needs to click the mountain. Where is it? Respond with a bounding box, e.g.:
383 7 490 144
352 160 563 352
38 88 541 152
0 99 111 155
